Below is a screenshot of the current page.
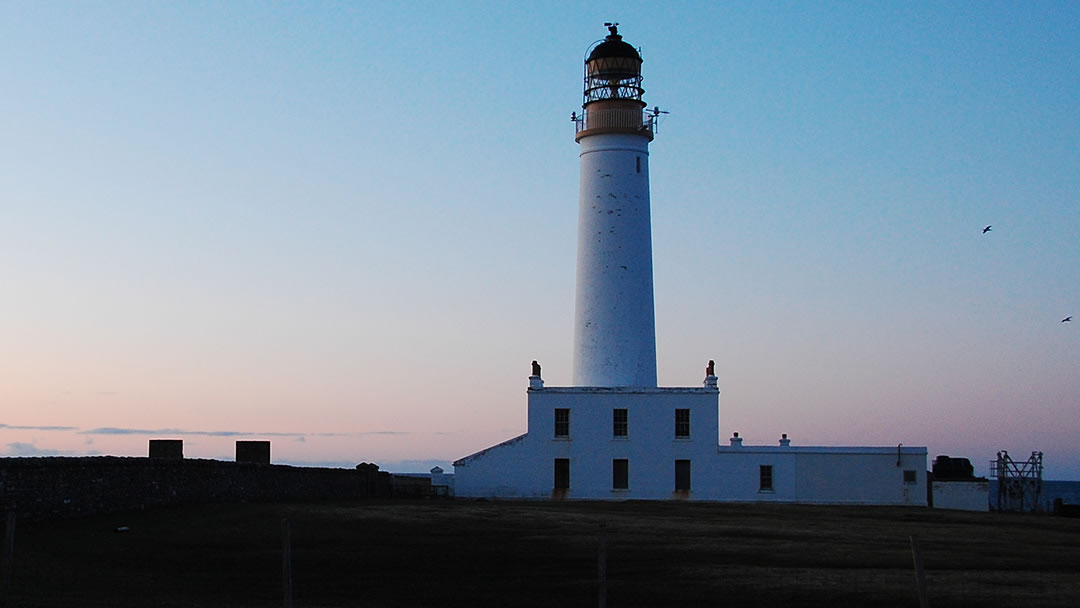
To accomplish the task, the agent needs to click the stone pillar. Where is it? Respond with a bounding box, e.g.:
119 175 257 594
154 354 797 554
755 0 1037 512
148 439 183 459
236 441 271 464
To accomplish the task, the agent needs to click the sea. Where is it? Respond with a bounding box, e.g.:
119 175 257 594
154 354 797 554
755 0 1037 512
988 479 1080 512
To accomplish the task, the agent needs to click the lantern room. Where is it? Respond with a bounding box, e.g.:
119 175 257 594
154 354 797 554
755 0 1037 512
575 24 653 142
583 23 644 106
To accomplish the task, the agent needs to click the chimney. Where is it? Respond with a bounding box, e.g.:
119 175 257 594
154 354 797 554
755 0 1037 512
529 360 544 389
779 433 791 447
729 432 743 447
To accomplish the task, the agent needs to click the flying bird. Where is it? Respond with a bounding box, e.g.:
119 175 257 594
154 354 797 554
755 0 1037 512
982 225 992 234
1063 316 1073 323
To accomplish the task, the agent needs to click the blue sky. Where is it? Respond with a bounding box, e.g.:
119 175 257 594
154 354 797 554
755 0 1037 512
1 2 1078 477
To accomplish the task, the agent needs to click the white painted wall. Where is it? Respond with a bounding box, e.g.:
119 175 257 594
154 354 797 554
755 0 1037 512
454 382 928 505
932 481 989 511
452 434 550 499
573 132 657 387
456 385 719 499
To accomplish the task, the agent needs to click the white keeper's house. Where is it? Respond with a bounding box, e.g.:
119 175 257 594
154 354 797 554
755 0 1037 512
453 25 927 505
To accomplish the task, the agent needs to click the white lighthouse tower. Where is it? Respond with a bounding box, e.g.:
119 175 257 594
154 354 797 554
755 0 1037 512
572 23 659 388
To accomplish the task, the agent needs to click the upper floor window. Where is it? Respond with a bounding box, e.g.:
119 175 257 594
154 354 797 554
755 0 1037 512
554 408 570 437
904 470 917 484
675 409 690 438
613 409 628 437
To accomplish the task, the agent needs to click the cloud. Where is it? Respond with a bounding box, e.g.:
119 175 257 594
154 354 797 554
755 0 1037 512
0 424 79 432
5 442 78 457
78 427 408 438
80 427 301 437
1 423 410 440
310 431 410 437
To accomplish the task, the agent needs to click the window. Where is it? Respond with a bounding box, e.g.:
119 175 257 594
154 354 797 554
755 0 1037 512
554 459 570 489
613 409 628 437
904 470 917 484
675 409 690 438
759 465 773 492
636 156 641 173
612 459 628 490
554 408 569 437
675 460 691 491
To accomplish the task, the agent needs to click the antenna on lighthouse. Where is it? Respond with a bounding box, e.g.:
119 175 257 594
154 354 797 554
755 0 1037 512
646 105 669 133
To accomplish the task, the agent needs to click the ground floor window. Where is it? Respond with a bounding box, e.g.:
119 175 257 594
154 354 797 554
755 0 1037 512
675 459 691 492
760 465 773 492
554 458 570 489
613 459 628 490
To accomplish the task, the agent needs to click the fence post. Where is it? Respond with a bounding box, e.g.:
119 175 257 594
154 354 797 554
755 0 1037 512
1 510 15 607
597 522 607 608
910 534 929 608
282 518 293 608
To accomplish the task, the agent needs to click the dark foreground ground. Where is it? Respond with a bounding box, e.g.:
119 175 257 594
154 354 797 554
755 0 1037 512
5 499 1080 607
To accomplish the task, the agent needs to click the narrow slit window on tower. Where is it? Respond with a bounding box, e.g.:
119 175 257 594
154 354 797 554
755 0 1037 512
612 459 628 490
554 408 570 438
613 409 628 437
636 156 641 173
675 409 690 438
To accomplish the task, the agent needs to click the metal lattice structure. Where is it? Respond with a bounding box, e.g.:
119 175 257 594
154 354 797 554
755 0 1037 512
990 450 1043 512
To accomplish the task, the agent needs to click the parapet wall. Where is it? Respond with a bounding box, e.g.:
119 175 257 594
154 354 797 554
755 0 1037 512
0 456 393 521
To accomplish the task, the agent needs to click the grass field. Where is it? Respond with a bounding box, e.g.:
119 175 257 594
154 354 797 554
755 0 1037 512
6 499 1080 607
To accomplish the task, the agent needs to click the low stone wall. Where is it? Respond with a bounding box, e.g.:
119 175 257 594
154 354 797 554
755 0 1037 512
0 456 393 521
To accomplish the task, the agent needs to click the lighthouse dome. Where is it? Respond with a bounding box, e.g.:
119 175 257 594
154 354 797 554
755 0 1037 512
587 31 641 63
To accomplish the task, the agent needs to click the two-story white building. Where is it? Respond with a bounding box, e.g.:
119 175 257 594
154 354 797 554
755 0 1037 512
454 370 927 504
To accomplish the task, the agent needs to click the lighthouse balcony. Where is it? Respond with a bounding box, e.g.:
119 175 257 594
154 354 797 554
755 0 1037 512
575 107 655 141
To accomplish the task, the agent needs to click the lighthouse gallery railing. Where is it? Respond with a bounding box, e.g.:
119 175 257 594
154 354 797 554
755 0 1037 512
575 107 657 136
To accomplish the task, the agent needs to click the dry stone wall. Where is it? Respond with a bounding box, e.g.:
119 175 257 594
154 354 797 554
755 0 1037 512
0 456 392 521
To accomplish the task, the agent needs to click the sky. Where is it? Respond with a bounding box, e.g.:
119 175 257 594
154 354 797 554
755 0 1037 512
2 2 1078 478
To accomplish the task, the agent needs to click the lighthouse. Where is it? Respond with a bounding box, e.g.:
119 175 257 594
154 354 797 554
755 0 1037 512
453 26 929 506
572 24 659 388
